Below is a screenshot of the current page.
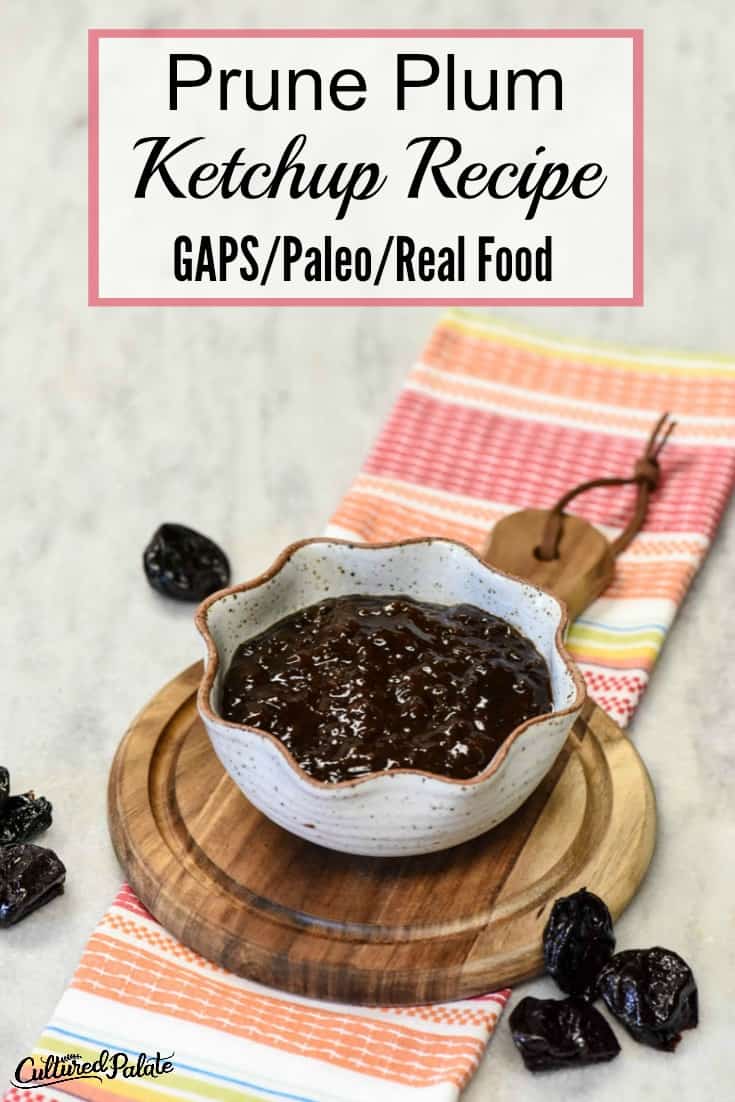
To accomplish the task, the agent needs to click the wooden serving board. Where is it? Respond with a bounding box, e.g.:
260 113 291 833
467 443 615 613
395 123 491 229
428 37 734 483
108 662 656 1006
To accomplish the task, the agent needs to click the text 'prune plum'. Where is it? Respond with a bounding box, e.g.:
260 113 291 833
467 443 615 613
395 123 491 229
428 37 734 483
509 995 621 1072
543 887 615 997
597 947 698 1051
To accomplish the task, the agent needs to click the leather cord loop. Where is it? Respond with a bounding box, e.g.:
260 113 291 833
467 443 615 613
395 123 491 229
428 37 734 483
632 456 660 488
537 412 676 563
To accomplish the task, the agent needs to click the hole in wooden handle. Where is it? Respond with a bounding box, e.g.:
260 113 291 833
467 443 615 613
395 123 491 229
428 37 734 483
482 509 616 623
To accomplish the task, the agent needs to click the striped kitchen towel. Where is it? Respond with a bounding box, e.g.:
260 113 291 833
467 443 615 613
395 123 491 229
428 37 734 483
6 313 735 1102
329 311 735 725
6 886 508 1102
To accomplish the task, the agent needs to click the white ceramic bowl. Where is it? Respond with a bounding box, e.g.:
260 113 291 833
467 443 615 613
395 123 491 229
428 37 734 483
196 538 585 857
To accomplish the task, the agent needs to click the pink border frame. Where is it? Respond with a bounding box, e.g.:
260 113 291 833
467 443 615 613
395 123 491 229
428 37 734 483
88 28 643 307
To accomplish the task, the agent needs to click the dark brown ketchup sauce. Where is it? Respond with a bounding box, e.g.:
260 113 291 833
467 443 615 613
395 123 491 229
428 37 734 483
220 594 553 783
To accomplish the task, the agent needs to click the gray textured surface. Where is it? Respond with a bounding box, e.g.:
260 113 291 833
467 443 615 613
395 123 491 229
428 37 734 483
2 0 734 1096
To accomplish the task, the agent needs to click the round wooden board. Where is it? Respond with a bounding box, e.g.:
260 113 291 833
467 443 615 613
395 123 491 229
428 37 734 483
108 662 656 1006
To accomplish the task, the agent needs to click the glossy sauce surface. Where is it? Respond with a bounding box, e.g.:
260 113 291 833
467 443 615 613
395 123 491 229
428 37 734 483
220 594 553 783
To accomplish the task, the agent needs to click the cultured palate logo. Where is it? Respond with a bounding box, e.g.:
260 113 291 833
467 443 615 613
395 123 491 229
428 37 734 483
11 1049 175 1089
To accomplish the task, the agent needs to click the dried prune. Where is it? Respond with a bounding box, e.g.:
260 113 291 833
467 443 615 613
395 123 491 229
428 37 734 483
509 995 621 1072
543 887 615 997
597 947 698 1050
0 767 8 814
0 792 53 844
143 523 230 602
0 843 66 927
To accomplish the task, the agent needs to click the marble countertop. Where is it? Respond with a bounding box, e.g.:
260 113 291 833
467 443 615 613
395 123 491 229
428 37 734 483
2 0 734 1097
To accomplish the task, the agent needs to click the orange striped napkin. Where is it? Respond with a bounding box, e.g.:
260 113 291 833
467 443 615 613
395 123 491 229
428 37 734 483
7 312 735 1102
5 886 508 1102
328 311 735 725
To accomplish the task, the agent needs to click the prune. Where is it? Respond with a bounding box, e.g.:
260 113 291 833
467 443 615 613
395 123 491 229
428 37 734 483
543 887 615 997
597 947 698 1050
0 843 66 927
509 995 621 1072
0 767 8 814
0 792 53 844
143 523 230 602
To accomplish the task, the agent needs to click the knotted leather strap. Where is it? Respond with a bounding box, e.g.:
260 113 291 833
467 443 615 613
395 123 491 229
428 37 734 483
537 412 677 562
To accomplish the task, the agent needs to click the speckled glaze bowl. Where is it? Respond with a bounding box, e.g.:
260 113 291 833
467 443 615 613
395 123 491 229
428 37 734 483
195 538 585 857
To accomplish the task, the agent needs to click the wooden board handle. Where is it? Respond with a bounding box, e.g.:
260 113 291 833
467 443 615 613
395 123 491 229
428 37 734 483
482 508 615 623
